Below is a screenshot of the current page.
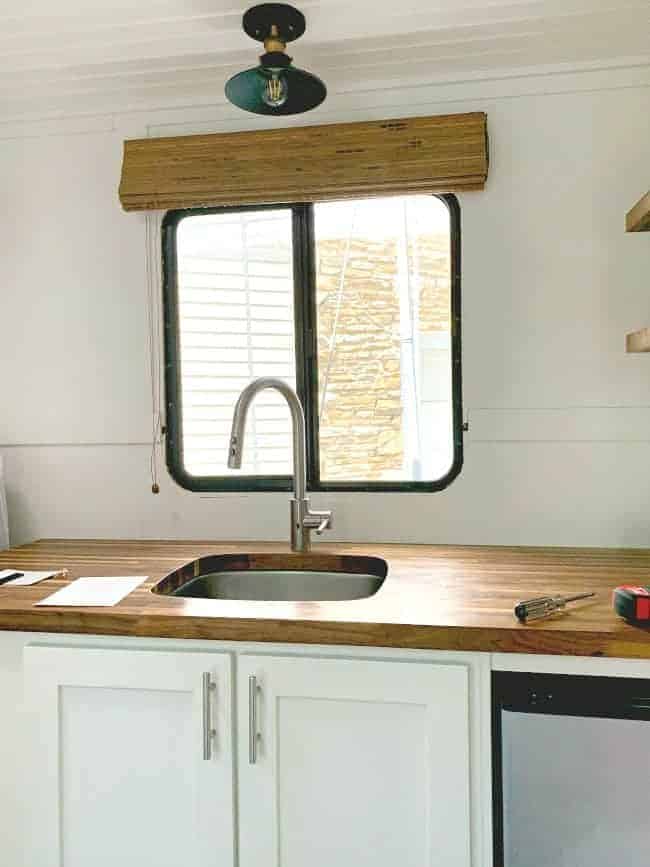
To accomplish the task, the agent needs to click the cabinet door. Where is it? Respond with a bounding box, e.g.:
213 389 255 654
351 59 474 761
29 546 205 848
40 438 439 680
24 646 234 867
237 655 471 867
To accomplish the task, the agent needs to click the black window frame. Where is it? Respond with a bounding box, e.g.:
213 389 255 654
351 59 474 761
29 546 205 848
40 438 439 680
162 194 463 493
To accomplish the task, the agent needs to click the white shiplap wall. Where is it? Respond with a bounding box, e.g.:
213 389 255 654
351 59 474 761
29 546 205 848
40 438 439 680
0 63 649 547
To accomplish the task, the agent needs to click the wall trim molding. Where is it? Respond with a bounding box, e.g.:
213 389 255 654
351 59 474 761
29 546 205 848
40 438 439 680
0 60 648 142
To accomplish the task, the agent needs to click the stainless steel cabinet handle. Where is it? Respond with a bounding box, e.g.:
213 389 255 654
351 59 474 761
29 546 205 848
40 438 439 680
249 675 261 764
202 672 216 761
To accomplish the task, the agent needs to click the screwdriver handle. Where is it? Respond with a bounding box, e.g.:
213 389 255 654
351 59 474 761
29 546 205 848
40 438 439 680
515 597 560 622
515 593 595 622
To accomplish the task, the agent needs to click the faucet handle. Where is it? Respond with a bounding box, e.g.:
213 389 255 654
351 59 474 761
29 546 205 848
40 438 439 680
303 508 332 534
315 513 332 534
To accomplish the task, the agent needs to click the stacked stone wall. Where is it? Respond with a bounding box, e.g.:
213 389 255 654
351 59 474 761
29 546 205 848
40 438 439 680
316 234 450 480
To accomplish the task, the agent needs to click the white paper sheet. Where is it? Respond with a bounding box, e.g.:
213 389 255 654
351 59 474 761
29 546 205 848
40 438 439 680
36 576 146 607
0 569 63 586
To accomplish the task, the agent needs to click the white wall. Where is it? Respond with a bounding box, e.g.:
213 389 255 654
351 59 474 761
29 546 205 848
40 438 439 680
1 65 650 547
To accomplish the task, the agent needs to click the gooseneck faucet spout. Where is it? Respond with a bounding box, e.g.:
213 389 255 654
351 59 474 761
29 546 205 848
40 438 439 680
228 378 306 497
228 378 332 552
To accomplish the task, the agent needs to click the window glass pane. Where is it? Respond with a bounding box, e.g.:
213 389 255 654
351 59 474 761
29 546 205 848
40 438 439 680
314 195 454 483
175 209 295 478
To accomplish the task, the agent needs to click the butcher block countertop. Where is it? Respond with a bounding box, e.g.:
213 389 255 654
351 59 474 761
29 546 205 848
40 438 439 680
2 539 650 658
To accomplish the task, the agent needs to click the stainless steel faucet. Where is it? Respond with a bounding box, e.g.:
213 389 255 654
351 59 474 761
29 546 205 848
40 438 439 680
227 377 332 552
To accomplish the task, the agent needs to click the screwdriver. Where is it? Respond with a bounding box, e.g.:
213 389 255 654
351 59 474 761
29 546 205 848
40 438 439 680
0 572 24 587
514 592 596 622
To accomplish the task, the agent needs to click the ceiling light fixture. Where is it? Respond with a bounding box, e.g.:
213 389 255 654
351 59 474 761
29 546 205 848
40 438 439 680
225 3 327 115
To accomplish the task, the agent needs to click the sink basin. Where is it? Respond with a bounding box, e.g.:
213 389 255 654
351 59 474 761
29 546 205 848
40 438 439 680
151 553 387 602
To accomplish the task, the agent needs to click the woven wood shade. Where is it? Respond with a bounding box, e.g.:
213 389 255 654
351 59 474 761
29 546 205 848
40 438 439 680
119 112 488 212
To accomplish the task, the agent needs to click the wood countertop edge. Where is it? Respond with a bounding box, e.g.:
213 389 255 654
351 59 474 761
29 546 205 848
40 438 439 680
3 609 650 659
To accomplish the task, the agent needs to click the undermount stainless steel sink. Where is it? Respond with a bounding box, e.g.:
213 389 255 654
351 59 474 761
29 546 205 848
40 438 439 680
151 553 387 602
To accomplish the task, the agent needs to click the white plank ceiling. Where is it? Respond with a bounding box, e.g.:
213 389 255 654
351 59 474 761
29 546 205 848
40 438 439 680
0 0 648 120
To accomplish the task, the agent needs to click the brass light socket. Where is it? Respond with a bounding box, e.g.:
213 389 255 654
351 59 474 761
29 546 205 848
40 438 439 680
264 24 286 53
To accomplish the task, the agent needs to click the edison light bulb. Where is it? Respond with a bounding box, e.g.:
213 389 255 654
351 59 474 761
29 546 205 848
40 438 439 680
261 72 288 108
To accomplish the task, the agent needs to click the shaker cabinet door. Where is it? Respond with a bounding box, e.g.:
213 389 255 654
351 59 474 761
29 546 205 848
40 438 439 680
237 654 471 867
24 646 234 867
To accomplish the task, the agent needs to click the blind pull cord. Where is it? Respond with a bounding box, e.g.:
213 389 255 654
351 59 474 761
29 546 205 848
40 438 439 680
145 212 165 495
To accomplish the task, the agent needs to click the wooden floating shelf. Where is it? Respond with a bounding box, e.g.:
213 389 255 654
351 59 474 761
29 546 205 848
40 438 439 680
626 327 650 353
626 190 650 232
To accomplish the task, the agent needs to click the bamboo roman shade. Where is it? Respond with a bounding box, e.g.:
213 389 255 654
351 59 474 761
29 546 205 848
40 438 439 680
119 111 488 212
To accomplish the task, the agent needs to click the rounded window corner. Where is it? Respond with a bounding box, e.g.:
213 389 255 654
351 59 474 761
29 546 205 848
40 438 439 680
161 209 183 234
165 449 294 494
164 450 200 492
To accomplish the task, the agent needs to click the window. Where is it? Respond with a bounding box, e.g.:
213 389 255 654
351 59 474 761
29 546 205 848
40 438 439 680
162 194 462 492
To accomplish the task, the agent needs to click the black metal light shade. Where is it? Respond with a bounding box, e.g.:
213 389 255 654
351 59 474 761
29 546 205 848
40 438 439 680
225 3 327 116
225 65 326 115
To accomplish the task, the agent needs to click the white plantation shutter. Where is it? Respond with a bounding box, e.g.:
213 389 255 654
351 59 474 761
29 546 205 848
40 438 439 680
175 209 296 478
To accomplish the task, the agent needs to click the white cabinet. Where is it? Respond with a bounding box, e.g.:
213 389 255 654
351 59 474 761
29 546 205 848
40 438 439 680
22 643 476 867
237 655 471 867
24 646 234 867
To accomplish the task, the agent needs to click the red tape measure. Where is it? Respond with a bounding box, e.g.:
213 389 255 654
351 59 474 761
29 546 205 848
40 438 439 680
613 586 650 622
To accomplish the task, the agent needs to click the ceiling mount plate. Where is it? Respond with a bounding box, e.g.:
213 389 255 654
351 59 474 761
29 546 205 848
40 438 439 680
243 3 306 43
